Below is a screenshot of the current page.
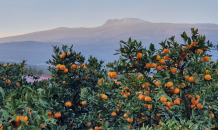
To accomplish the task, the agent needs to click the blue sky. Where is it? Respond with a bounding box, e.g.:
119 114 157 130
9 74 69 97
0 0 217 38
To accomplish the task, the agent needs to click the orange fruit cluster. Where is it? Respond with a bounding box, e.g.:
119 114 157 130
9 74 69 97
108 72 118 79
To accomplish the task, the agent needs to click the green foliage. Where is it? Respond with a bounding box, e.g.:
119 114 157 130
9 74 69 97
0 61 59 129
1 28 218 130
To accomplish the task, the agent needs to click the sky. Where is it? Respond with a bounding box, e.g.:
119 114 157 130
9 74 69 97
0 0 218 38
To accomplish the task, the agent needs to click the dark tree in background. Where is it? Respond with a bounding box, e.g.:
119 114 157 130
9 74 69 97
25 66 44 76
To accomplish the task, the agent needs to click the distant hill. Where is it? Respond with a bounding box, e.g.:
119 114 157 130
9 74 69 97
0 18 218 44
0 18 218 67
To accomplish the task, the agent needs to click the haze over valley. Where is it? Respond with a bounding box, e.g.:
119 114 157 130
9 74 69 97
1 18 218 76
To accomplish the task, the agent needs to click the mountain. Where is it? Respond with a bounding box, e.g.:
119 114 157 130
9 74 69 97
0 18 218 75
0 18 218 44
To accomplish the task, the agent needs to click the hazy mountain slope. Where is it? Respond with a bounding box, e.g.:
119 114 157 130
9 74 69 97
0 18 218 75
0 18 218 44
0 41 63 65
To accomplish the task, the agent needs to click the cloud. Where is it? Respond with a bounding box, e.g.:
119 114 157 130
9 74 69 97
0 33 17 38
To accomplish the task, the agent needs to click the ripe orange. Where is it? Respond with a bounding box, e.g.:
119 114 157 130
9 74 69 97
145 96 151 102
71 64 76 70
137 53 142 59
63 81 66 84
82 101 86 106
65 101 72 107
6 79 11 84
156 55 161 60
189 77 195 82
170 68 177 73
137 74 143 80
160 96 167 103
20 116 28 122
173 88 180 94
156 66 162 71
145 63 151 68
64 69 68 73
165 102 171 107
196 49 203 54
205 74 211 80
154 81 161 87
166 82 173 88
159 59 165 64
94 126 100 130
108 72 112 77
111 72 118 78
138 94 145 100
197 103 203 109
101 94 108 99
127 118 133 123
60 53 66 59
156 114 161 117
163 49 170 54
200 58 204 62
14 115 20 122
151 63 157 68
204 56 210 62
164 55 170 60
111 112 117 117
185 76 190 81
124 113 128 118
174 99 180 104
98 79 103 84
143 83 150 89
147 104 152 109
56 64 61 69
54 112 61 118
178 83 185 88
87 122 91 127
60 65 66 70
48 111 52 115
208 113 214 118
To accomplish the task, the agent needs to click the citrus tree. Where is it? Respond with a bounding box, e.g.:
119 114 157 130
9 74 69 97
78 28 218 130
44 45 108 129
0 61 59 130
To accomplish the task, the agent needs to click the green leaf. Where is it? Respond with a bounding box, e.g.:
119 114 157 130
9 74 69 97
1 109 9 120
149 43 155 52
113 53 120 55
191 109 195 119
6 93 16 100
188 38 191 45
120 40 127 44
128 37 132 44
139 41 142 47
35 115 40 125
163 93 172 102
0 87 5 99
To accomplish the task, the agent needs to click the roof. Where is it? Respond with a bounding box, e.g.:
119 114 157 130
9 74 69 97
21 75 52 83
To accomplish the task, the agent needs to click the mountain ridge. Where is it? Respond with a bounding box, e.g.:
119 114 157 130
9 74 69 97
1 18 217 44
0 17 218 68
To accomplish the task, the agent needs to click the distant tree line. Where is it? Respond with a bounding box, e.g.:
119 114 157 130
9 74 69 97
25 66 44 76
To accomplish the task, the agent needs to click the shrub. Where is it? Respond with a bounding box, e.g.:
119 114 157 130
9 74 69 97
0 61 59 130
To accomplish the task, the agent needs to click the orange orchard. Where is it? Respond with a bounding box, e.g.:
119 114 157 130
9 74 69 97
90 28 218 129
